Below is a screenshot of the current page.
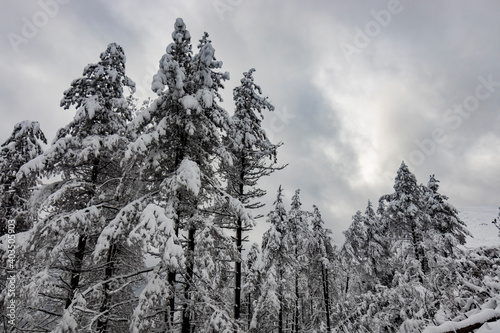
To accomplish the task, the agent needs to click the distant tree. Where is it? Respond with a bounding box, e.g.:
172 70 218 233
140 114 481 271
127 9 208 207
287 189 310 332
252 186 290 333
379 161 430 281
422 175 470 259
343 201 391 291
493 206 500 238
309 205 334 332
0 120 46 235
243 242 262 328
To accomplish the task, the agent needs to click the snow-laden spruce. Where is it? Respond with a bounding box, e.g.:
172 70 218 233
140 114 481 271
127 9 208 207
14 42 138 332
0 120 46 234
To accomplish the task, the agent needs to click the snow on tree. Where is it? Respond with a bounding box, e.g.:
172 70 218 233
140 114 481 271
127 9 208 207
308 205 335 332
379 161 430 281
286 189 310 332
14 42 137 332
0 120 46 235
222 68 283 327
423 246 500 333
243 242 262 329
252 186 292 333
422 175 470 259
96 18 251 332
335 163 479 333
342 201 390 291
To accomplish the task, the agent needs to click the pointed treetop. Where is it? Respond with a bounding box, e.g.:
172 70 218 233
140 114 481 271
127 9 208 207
427 174 439 192
267 185 287 230
173 18 191 44
61 42 136 110
394 160 418 195
2 120 47 151
290 189 302 211
231 68 276 157
168 17 192 62
312 205 324 229
151 18 192 95
365 200 376 218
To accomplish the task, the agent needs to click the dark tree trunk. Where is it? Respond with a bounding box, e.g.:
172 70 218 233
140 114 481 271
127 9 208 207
234 216 242 321
167 143 186 328
182 226 196 333
278 267 284 333
247 292 252 329
293 247 299 333
96 244 116 332
322 265 332 332
65 235 87 309
166 219 180 328
234 157 246 329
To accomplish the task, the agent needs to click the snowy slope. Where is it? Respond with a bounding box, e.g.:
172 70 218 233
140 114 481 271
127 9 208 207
460 206 499 248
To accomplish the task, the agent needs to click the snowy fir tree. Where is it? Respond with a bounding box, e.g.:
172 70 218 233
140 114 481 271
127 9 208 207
3 16 500 333
223 68 283 327
253 186 290 333
286 189 310 332
93 18 256 333
0 120 46 235
14 42 137 332
308 205 335 332
342 201 390 292
422 174 470 259
379 161 430 281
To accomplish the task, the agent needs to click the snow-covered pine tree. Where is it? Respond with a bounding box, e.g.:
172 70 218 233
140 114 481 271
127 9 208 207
362 200 391 286
379 161 430 282
252 186 291 333
422 175 470 259
243 242 262 329
98 18 249 332
224 68 283 327
0 120 46 235
342 209 367 292
16 42 137 331
286 189 309 332
308 205 334 332
343 201 391 292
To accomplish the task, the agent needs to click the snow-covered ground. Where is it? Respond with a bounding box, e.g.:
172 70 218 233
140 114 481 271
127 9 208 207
460 206 499 248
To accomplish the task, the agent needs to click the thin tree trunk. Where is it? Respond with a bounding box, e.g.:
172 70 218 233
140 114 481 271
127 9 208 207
247 292 252 329
182 226 196 333
278 267 284 333
235 216 243 321
167 143 186 328
293 247 299 333
234 163 245 325
278 302 283 333
322 265 332 332
65 235 87 308
96 244 116 332
166 219 179 328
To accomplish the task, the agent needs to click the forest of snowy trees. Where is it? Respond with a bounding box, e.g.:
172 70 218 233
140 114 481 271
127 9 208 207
1 18 500 333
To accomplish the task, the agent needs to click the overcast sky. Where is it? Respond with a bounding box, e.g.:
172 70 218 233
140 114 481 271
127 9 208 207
1 0 499 244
